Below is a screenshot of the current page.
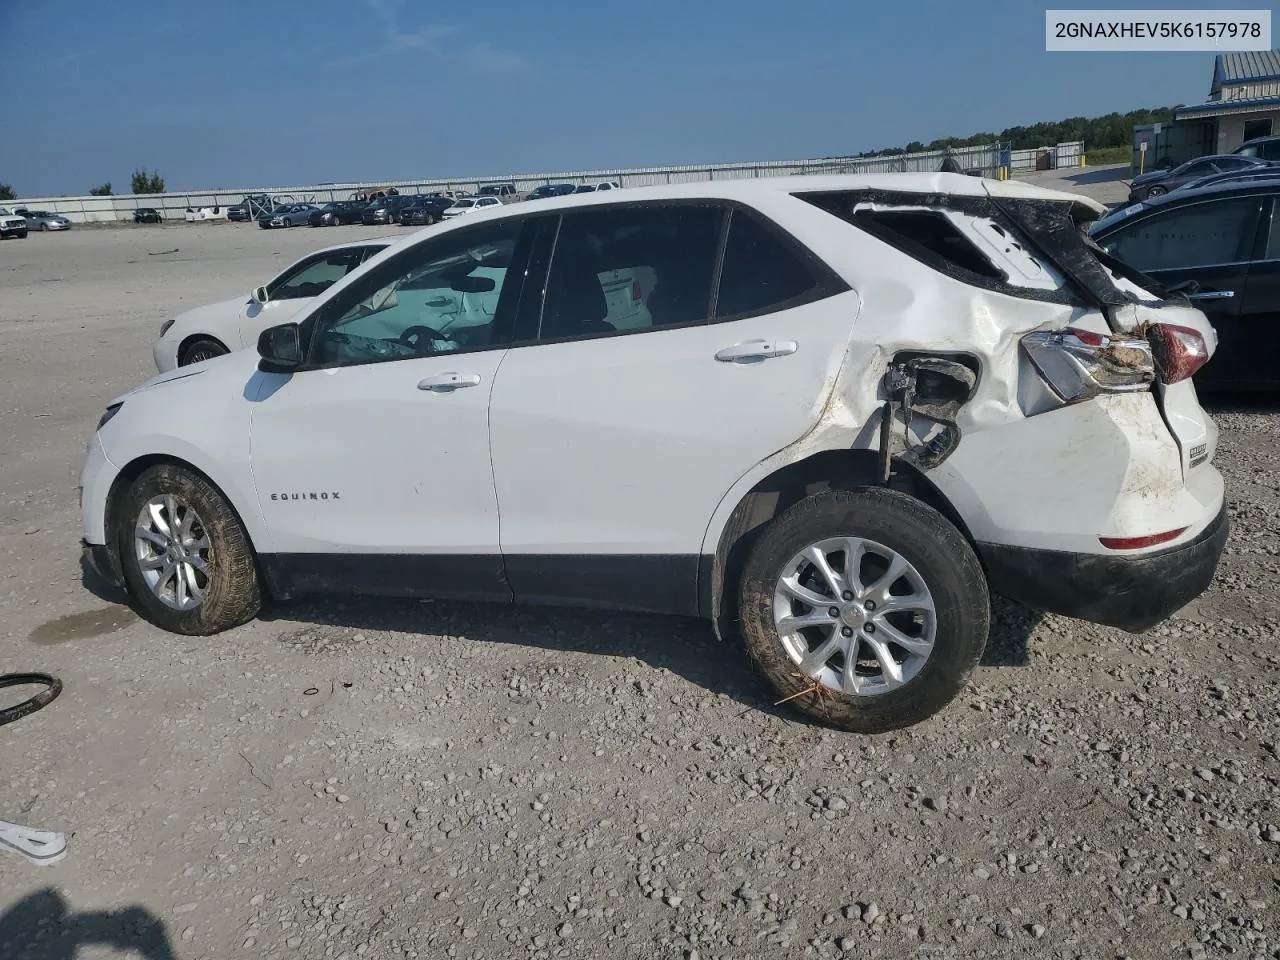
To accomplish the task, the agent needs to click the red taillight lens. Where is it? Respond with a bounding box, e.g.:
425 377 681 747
631 280 642 302
1146 323 1208 384
1099 527 1187 550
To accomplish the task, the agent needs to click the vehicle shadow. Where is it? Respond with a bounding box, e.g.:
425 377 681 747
1199 390 1280 415
1058 166 1131 186
259 589 1042 713
982 597 1040 668
77 554 130 605
0 889 176 960
263 596 787 716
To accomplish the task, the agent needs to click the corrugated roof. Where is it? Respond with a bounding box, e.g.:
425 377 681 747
1217 50 1280 84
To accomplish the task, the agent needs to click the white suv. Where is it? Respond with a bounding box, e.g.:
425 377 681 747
80 174 1228 732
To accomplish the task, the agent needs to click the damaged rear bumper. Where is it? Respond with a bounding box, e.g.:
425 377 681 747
976 503 1228 633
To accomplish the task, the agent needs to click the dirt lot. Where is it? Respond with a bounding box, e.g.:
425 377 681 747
1 223 1278 960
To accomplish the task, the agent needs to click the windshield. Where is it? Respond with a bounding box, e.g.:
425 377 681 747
0 208 10 215
453 199 476 208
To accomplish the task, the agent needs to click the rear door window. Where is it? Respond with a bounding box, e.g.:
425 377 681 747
540 204 723 338
714 208 844 319
1101 198 1260 270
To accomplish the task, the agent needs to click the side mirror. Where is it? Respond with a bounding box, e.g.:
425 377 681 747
451 275 496 293
257 323 302 371
253 285 269 304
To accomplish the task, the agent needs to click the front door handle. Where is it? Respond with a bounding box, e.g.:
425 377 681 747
1186 290 1235 301
418 372 481 391
714 339 799 363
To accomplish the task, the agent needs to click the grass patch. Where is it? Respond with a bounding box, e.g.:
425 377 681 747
1085 145 1133 166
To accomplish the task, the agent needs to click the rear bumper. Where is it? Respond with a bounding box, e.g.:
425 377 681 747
977 503 1228 633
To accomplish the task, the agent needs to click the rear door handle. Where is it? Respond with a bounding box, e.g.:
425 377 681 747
1186 290 1235 301
418 372 481 391
714 339 798 363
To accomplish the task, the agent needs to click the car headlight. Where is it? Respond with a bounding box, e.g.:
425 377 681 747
159 317 176 337
97 403 123 431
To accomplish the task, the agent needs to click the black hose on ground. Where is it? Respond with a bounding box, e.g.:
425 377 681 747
0 674 62 727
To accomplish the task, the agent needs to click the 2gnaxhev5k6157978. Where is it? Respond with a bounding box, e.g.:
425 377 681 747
80 174 1227 732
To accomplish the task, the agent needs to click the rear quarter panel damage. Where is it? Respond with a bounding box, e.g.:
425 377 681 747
701 190 1218 565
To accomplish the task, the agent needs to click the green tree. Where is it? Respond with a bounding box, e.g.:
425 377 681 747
131 169 166 194
0 183 15 202
89 182 113 196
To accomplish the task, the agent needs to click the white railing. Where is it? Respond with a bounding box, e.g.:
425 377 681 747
11 141 1083 223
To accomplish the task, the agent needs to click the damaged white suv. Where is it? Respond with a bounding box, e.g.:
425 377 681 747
81 174 1227 732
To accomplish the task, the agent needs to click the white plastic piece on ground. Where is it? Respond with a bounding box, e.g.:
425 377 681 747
0 819 68 866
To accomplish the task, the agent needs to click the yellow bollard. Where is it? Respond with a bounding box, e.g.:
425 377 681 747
1081 154 1087 167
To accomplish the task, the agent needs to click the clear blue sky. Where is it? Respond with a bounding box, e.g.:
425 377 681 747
0 0 1231 197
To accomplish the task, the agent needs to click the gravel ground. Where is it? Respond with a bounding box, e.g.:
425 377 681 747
1 224 1277 960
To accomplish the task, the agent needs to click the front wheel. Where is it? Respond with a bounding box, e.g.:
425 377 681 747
180 338 229 366
738 487 989 733
1146 185 1167 197
118 464 261 634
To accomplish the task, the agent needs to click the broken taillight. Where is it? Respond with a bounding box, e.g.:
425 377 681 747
1021 327 1154 405
1146 323 1209 384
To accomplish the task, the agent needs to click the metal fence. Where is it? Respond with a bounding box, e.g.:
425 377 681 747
1005 142 1085 172
11 141 1082 224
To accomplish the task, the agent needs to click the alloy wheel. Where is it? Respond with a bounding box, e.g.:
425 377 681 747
772 536 936 696
133 494 212 611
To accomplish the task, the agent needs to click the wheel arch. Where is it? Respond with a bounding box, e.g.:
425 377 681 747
104 453 268 593
177 333 230 366
703 448 976 639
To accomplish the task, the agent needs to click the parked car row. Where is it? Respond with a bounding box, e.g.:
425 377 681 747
0 207 72 235
109 182 628 230
1126 153 1270 203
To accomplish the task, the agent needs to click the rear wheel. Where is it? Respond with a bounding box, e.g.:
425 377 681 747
1147 185 1167 197
738 487 989 732
118 464 261 635
180 338 229 366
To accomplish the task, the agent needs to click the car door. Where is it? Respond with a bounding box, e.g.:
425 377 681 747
1235 193 1280 387
1096 193 1262 388
247 216 537 601
488 201 857 614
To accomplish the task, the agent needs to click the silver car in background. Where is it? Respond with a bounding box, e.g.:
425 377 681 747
18 209 72 231
257 203 318 229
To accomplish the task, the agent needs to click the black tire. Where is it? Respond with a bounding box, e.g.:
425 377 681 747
179 338 229 366
738 487 989 733
1146 185 1167 197
117 464 261 635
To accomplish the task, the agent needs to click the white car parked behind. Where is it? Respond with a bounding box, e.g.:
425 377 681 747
0 207 27 239
83 174 1227 733
441 196 503 219
153 239 391 370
